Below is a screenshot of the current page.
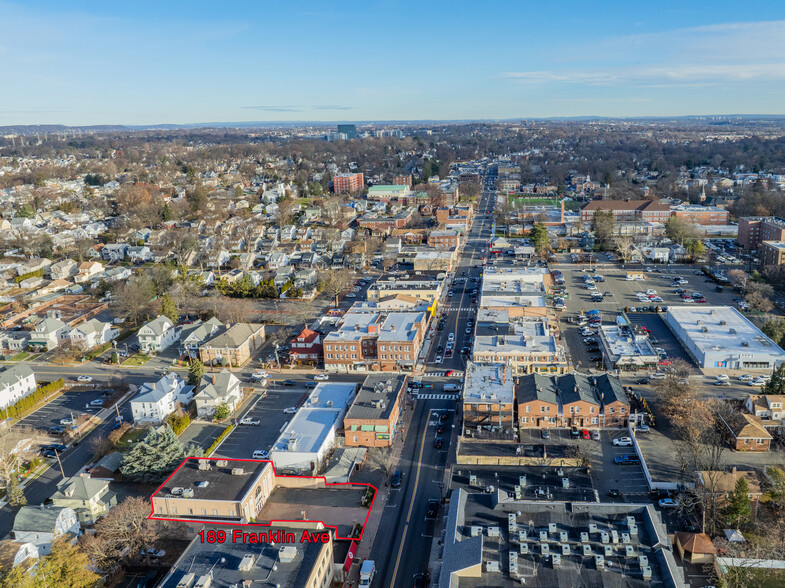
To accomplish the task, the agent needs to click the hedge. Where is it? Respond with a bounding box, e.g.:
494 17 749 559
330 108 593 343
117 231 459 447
166 412 191 436
205 425 234 456
14 268 45 284
0 379 65 420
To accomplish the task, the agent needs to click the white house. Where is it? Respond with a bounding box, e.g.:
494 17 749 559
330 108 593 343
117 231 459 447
127 245 152 263
646 247 670 263
11 506 80 556
138 316 178 354
49 259 78 280
29 317 70 350
0 365 37 410
179 317 223 355
74 261 103 284
68 319 119 351
194 369 242 419
130 373 193 425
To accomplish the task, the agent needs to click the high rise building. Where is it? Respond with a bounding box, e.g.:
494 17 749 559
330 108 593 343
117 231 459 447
333 172 365 194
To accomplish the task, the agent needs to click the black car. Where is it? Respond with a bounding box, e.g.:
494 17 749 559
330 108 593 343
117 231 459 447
436 345 444 353
391 470 403 488
44 444 68 452
281 380 297 387
607 489 621 497
48 426 65 434
570 427 581 439
589 355 602 361
426 499 439 518
41 449 58 459
636 378 651 385
305 382 318 388
434 436 444 449
436 424 445 434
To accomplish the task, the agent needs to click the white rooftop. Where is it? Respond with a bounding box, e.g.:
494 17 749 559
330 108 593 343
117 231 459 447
305 382 356 409
462 362 515 405
600 325 658 359
666 306 785 357
271 408 342 455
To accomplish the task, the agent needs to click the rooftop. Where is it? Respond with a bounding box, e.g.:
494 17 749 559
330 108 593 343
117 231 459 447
666 306 785 358
346 374 407 421
762 240 785 251
272 409 343 458
154 458 270 502
463 363 515 405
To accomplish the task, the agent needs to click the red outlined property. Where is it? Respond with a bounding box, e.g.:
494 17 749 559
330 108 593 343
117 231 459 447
148 458 377 542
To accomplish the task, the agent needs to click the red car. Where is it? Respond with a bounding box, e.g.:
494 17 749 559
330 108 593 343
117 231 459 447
444 370 454 377
640 326 651 333
696 298 708 303
581 429 591 440
658 359 672 366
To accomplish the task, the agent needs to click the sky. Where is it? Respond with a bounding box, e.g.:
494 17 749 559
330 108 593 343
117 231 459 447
2 0 785 126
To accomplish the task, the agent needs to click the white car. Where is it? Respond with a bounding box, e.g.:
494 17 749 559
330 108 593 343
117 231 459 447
613 437 633 446
435 355 443 363
650 372 667 380
345 293 356 298
715 374 730 381
283 407 298 414
645 289 656 296
239 418 260 426
738 374 753 381
251 371 269 381
59 418 74 425
313 374 329 381
90 399 104 407
77 376 93 383
448 333 455 341
749 379 766 387
252 450 269 459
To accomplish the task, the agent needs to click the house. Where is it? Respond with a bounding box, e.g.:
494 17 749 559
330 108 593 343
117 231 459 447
720 412 773 451
102 266 132 282
594 373 630 428
289 328 322 363
199 323 265 367
138 315 178 354
28 317 70 351
50 474 117 524
127 245 152 263
11 506 80 556
556 373 601 428
696 468 763 502
267 251 290 270
88 451 124 480
179 317 223 355
74 261 103 284
131 373 193 425
745 393 785 434
646 247 670 263
194 369 242 419
674 532 717 564
48 259 77 280
0 540 39 570
101 243 129 262
0 365 37 411
68 319 119 351
516 373 559 429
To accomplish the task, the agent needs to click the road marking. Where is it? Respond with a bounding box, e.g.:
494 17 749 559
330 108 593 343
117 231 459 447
415 394 457 400
390 408 432 587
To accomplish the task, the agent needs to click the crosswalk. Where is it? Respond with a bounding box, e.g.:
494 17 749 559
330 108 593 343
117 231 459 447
411 393 458 400
441 307 476 312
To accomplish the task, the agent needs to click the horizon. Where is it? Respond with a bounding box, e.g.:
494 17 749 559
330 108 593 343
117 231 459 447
2 0 785 126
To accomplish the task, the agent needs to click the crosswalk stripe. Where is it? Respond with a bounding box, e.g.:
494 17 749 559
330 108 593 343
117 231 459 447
411 393 457 400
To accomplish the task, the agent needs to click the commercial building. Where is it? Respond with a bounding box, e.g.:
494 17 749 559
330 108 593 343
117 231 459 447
598 316 659 371
478 267 551 318
670 204 729 226
413 249 458 272
392 173 412 186
367 274 444 306
760 241 785 267
366 184 412 202
580 199 672 224
427 229 462 249
664 306 785 369
158 524 335 588
332 172 364 194
436 489 686 588
344 374 407 447
472 310 567 375
462 363 515 440
738 216 785 249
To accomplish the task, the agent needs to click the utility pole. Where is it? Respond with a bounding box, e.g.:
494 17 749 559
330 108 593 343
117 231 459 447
55 450 65 479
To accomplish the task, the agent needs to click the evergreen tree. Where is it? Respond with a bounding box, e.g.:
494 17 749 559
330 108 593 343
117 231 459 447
6 478 25 506
120 425 204 483
213 402 230 421
530 223 550 254
160 293 179 324
188 359 205 386
0 536 99 588
764 363 785 396
724 476 752 528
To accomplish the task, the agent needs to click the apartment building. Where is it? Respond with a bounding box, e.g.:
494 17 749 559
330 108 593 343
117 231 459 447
392 173 412 186
738 217 785 249
427 230 462 249
332 172 364 194
462 363 515 440
760 241 785 267
198 323 266 367
367 274 443 306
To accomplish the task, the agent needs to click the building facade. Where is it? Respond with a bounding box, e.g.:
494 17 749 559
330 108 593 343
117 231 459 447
333 173 364 194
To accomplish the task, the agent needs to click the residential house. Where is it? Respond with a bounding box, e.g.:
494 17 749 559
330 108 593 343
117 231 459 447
102 266 132 282
199 323 266 367
267 251 290 270
0 540 39 570
516 373 559 429
131 373 193 425
594 373 630 428
194 369 242 419
68 319 119 351
290 328 322 363
28 317 69 350
50 474 117 524
179 317 223 356
127 245 152 263
556 373 601 428
0 365 37 411
721 412 773 451
48 259 77 280
88 451 124 480
11 506 80 556
745 393 785 435
138 316 178 354
74 261 103 284
101 243 129 262
696 468 763 502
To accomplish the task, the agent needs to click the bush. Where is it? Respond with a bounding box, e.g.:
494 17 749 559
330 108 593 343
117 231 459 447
165 411 191 435
14 268 45 284
108 422 132 446
212 402 230 421
205 425 234 456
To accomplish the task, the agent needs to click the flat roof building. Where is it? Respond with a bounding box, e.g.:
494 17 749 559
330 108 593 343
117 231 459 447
462 363 515 440
271 407 344 474
664 306 785 370
479 268 550 318
344 374 407 447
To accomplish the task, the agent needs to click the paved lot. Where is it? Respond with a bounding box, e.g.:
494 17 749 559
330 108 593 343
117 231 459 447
214 387 307 459
625 313 693 366
18 386 109 432
179 422 226 452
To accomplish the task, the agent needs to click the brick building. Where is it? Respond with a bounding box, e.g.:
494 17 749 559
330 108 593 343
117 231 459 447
357 208 415 235
198 323 266 367
580 199 671 224
760 241 785 267
427 229 461 249
344 374 407 447
738 217 785 249
392 173 412 187
671 204 729 226
332 172 364 194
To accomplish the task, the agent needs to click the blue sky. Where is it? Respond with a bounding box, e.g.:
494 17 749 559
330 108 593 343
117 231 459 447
2 0 785 125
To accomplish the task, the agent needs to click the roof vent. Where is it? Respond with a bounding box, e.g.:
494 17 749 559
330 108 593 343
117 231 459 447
216 460 228 467
231 468 245 475
198 461 211 471
181 488 194 498
279 545 298 563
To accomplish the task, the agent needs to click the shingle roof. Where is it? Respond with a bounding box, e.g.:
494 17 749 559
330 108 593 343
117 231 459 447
556 373 597 405
723 412 772 440
516 374 559 405
0 364 34 390
582 199 671 212
675 532 717 554
202 323 264 349
142 316 174 337
52 475 110 502
13 506 68 533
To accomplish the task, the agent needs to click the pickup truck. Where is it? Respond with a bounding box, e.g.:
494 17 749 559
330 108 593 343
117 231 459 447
615 454 641 465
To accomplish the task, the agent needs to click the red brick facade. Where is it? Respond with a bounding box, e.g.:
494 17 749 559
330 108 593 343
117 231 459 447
333 173 364 194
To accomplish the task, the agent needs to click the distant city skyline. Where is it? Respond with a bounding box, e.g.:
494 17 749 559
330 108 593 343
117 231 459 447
2 0 785 126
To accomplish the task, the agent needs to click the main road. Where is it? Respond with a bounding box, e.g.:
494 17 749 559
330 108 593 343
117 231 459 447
368 180 496 586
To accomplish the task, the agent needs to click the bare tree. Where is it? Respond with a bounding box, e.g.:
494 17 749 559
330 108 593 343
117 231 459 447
111 276 156 325
612 236 634 264
746 282 774 312
0 425 45 495
317 268 354 308
367 447 394 477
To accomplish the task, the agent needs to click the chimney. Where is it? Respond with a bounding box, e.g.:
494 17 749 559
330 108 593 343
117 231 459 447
732 466 737 474
212 374 216 385
560 200 565 223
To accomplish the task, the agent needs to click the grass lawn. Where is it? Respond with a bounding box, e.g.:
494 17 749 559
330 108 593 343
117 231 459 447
116 428 148 450
122 353 151 366
509 197 560 207
9 352 30 361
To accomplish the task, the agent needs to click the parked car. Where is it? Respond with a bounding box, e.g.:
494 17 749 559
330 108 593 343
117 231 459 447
433 436 444 449
541 429 550 439
636 424 650 433
714 380 730 387
59 418 74 425
283 407 298 414
615 454 641 465
43 444 68 452
581 429 591 440
90 399 104 407
715 374 730 381
77 376 93 383
613 436 633 446
48 426 65 434
591 430 600 441
570 427 581 439
252 450 269 459
391 470 403 488
240 418 261 425
658 498 679 509
426 499 439 518
607 489 621 497
281 380 297 386
738 374 753 381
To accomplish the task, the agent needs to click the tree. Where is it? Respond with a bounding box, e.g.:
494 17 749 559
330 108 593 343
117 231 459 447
149 264 175 296
159 293 179 324
89 435 113 461
664 216 698 244
188 358 205 385
725 476 752 528
367 447 393 477
0 425 45 493
317 269 354 308
612 236 634 264
728 269 750 294
1 536 99 588
111 276 156 325
766 466 785 505
591 210 615 248
529 223 549 255
685 238 706 261
16 203 35 218
762 318 785 348
764 363 785 396
746 282 774 312
6 478 26 506
120 425 203 483
213 402 230 421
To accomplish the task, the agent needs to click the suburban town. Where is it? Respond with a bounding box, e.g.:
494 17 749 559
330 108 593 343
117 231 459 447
3 3 785 588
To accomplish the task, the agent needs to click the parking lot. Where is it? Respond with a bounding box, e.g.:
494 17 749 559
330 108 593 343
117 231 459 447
214 386 308 460
18 386 113 433
624 313 693 367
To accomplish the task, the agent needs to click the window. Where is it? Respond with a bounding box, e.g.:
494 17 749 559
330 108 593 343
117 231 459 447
620 407 625 414
756 439 766 445
590 407 594 414
526 406 531 413
521 417 528 423
608 407 615 414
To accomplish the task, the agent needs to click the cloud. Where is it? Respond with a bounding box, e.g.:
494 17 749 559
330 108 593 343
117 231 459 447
312 105 353 110
241 106 303 112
